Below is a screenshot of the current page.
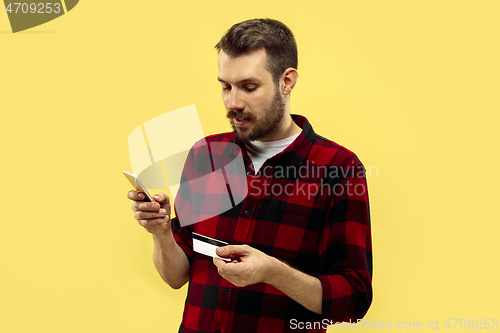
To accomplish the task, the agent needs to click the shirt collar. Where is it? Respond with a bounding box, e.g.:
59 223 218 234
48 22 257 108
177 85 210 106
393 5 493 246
222 114 316 166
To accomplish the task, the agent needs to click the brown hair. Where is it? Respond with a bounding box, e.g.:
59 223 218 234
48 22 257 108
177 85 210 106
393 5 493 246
215 19 298 85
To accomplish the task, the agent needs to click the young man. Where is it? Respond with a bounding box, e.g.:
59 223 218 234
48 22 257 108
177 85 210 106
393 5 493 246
128 19 372 333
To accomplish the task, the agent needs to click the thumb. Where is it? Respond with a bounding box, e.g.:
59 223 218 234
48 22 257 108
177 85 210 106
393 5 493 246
216 245 248 257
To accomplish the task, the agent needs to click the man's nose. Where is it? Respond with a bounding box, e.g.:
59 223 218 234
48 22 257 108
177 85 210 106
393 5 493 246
228 88 244 111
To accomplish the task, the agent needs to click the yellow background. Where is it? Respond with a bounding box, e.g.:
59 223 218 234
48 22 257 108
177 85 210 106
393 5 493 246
1 1 499 332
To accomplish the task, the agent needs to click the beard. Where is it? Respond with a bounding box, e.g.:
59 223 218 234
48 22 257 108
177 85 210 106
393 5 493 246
226 88 286 143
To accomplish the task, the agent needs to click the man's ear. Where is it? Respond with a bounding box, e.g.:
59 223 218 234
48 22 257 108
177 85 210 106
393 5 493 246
281 68 299 95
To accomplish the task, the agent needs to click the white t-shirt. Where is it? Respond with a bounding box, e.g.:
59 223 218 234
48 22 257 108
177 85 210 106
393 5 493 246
244 133 301 173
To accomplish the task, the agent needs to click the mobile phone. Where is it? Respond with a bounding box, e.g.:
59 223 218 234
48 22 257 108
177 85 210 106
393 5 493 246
123 170 155 202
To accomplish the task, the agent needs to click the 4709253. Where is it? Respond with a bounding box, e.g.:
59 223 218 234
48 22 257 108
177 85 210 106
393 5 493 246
6 2 62 14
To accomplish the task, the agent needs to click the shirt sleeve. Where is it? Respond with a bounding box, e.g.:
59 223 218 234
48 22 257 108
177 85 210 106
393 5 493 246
170 144 197 264
171 217 194 265
316 159 373 323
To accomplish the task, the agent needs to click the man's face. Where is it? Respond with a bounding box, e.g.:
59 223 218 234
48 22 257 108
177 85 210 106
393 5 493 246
218 49 286 142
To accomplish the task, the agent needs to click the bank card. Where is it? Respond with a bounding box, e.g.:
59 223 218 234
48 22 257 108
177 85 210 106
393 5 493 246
192 233 230 261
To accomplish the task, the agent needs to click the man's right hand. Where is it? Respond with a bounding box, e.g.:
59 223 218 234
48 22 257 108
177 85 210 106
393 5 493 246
128 191 172 236
128 190 190 289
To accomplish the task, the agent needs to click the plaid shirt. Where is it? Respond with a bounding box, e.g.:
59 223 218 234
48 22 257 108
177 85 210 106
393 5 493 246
171 115 372 333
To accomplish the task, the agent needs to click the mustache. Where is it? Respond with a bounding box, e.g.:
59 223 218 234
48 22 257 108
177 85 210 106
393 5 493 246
226 111 254 120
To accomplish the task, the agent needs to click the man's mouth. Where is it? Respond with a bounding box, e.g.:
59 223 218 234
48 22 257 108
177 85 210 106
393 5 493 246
233 117 250 126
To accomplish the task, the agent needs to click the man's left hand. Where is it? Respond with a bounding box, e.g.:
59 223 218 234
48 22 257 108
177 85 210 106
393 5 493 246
213 245 278 287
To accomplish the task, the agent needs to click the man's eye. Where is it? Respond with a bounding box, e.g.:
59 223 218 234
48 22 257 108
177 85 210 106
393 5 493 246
223 86 231 91
244 87 257 92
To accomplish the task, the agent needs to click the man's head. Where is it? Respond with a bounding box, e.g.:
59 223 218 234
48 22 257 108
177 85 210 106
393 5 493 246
215 18 298 87
216 19 300 143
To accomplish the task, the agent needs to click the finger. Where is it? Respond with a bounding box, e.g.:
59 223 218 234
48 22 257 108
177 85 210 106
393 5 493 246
134 210 169 221
213 259 234 279
138 216 169 227
128 190 148 201
213 258 226 269
218 260 244 276
132 201 161 212
153 192 170 205
216 245 249 257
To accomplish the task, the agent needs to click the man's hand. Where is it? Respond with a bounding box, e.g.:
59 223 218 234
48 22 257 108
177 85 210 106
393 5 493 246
127 191 172 236
213 245 278 287
127 190 190 289
214 244 323 314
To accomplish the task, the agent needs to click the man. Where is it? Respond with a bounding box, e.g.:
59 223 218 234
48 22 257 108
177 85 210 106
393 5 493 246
128 19 372 333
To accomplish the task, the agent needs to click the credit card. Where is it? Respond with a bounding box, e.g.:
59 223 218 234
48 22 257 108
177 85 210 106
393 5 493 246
192 233 230 261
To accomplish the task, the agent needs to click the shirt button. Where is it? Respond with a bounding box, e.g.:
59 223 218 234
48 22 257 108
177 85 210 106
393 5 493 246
222 288 229 295
246 171 252 177
215 330 221 333
244 210 250 216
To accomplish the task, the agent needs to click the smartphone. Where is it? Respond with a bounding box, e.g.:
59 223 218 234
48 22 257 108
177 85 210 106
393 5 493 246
123 170 155 202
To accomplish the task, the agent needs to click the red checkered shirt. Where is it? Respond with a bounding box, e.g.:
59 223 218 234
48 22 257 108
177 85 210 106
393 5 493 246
171 114 373 333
